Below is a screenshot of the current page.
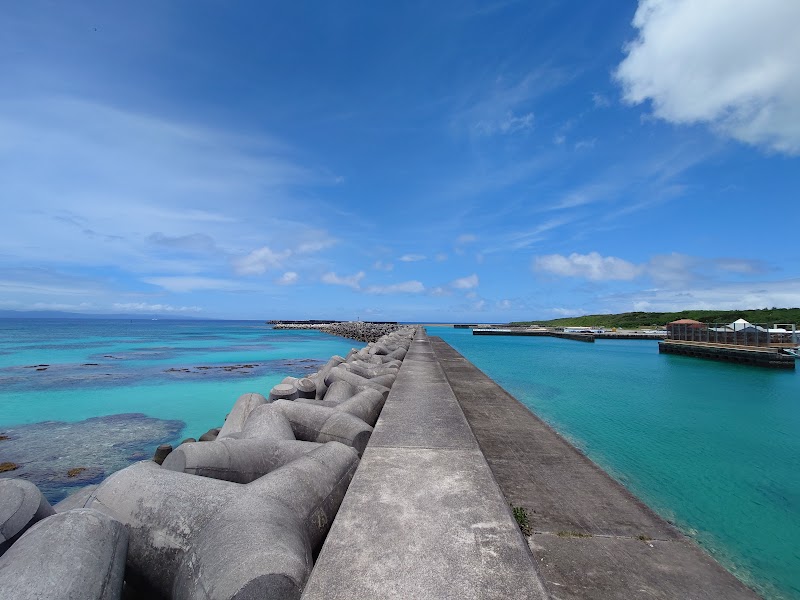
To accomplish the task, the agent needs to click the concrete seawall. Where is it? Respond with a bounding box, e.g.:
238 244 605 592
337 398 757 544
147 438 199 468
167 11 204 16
430 336 761 600
302 327 548 599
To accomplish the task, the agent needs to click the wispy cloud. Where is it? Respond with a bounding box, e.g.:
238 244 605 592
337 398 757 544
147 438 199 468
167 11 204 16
321 271 365 289
112 302 202 313
143 276 245 293
399 254 426 262
451 274 480 290
233 246 291 275
533 251 773 286
365 281 425 295
276 271 299 285
452 68 570 138
534 252 642 281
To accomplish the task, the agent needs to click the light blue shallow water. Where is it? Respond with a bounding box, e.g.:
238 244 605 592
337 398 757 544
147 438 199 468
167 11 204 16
0 319 358 500
429 326 800 600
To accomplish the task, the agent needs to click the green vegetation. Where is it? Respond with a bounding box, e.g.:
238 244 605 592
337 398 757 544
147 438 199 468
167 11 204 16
510 503 532 536
511 308 800 330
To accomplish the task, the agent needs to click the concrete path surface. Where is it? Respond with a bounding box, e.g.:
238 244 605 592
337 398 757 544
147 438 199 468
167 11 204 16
430 336 762 600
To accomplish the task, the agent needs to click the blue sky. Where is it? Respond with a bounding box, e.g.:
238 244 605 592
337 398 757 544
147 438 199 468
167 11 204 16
1 1 799 322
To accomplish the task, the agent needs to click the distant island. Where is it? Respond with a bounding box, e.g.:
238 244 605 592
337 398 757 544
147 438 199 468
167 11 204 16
511 308 800 329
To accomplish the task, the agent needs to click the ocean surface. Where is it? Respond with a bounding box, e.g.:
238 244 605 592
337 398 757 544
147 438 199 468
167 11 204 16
0 319 357 503
1 319 798 599
429 326 800 600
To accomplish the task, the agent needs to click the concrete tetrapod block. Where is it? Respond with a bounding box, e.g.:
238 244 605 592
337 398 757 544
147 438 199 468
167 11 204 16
272 400 373 456
0 479 56 556
269 383 298 402
281 377 316 398
324 366 391 397
0 508 128 600
162 436 320 483
84 443 359 599
322 380 358 404
218 393 267 438
295 378 317 399
54 485 100 513
242 403 297 439
296 389 385 427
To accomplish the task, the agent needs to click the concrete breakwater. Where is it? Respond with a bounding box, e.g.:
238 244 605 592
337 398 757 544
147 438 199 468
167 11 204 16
274 320 402 343
0 327 415 599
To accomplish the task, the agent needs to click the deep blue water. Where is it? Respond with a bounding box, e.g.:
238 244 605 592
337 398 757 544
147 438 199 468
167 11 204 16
430 326 800 600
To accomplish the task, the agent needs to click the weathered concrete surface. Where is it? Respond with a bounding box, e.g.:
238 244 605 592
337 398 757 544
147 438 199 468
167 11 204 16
0 479 55 556
302 328 548 600
0 508 127 600
430 336 762 600
83 442 359 599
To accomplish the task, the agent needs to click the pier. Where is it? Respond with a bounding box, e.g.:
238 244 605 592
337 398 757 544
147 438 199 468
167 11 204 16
659 340 796 369
473 328 596 342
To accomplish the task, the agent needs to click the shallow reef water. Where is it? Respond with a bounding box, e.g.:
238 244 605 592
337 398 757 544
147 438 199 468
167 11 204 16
0 413 184 503
0 319 358 504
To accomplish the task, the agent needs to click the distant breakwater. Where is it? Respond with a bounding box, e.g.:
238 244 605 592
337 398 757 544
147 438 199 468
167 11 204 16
273 320 402 343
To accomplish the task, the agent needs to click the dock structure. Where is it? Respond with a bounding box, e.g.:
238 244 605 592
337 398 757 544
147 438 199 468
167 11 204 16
659 339 795 369
473 328 595 342
429 336 762 600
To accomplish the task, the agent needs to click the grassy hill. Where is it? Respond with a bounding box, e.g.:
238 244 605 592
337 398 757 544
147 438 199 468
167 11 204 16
510 308 800 329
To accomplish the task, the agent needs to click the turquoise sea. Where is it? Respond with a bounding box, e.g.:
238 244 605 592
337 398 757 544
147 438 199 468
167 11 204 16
429 326 800 600
1 320 798 599
0 319 357 502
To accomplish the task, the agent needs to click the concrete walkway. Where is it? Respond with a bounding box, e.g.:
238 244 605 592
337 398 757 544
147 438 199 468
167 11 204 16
302 328 548 599
430 336 762 600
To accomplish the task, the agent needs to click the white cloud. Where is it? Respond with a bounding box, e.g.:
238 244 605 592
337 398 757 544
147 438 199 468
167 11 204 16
373 260 394 271
233 246 291 275
474 111 534 136
534 251 772 286
616 0 800 154
295 238 337 254
451 274 480 290
365 281 425 295
144 276 244 293
592 92 611 108
549 307 589 317
456 234 477 245
534 252 642 281
430 286 450 297
622 278 800 312
435 253 448 262
112 302 202 313
147 232 219 254
321 271 364 290
276 271 298 285
497 299 512 310
399 254 426 262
